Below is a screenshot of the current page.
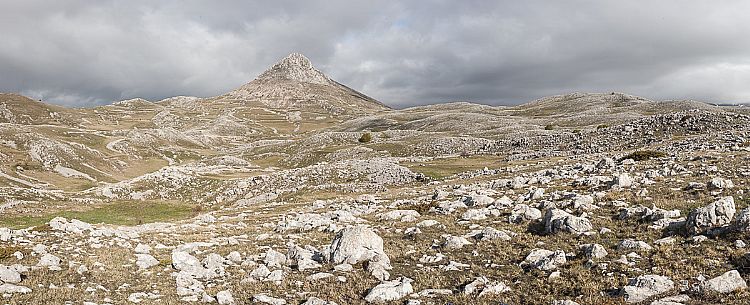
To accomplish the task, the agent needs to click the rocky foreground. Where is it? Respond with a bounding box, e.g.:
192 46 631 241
2 147 750 304
1 53 750 304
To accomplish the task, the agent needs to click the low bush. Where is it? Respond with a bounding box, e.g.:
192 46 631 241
358 132 372 143
621 150 667 161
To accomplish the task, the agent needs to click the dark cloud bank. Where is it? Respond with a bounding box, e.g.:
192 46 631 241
1 0 749 107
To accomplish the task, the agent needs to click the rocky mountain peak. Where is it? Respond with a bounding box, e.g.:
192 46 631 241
255 53 331 85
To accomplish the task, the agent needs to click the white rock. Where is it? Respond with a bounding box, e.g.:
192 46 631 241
0 265 22 284
136 254 159 270
172 251 201 270
201 292 215 303
622 275 674 303
128 292 148 303
307 272 334 281
301 297 338 305
416 220 439 228
685 196 735 235
32 244 46 255
364 277 414 304
333 263 353 272
465 193 495 206
0 228 11 242
733 208 750 232
330 226 389 266
522 249 567 271
175 272 205 296
265 270 284 282
618 239 653 252
701 270 747 293
462 276 511 296
287 245 321 271
0 283 31 294
615 173 633 188
38 253 61 270
253 294 286 305
709 177 734 190
216 290 235 305
544 209 593 234
226 251 242 264
476 227 514 241
247 264 271 281
650 294 689 305
263 249 287 268
76 264 88 275
580 243 608 259
508 204 542 223
134 243 151 254
442 235 472 249
478 281 511 297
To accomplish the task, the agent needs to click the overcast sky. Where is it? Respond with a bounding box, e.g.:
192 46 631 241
1 1 750 107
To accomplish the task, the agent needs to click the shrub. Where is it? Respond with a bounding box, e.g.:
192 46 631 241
572 129 581 134
544 125 554 130
621 150 667 161
358 132 372 143
30 224 52 232
597 124 609 129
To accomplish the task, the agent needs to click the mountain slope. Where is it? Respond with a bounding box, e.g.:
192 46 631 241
0 93 79 125
227 53 388 115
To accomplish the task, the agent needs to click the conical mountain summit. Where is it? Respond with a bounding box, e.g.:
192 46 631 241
255 53 332 85
228 53 388 114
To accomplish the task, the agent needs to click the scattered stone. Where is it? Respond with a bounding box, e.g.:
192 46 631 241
685 196 735 235
302 297 339 305
622 275 674 303
614 172 633 188
328 226 392 279
364 277 414 303
134 243 151 254
216 290 235 305
708 177 734 190
253 294 287 305
580 243 608 259
701 270 747 293
287 245 321 271
263 248 287 268
136 254 159 270
509 204 542 223
522 249 567 271
442 235 472 249
618 239 653 252
37 253 61 271
0 265 22 284
651 294 690 305
475 227 514 241
0 283 31 294
544 209 593 234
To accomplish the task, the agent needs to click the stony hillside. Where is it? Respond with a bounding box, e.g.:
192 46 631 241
1 54 750 304
228 53 388 115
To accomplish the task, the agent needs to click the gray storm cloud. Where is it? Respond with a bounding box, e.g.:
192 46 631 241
0 0 749 107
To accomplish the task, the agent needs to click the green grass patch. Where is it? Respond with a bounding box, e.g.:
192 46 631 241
0 201 197 229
